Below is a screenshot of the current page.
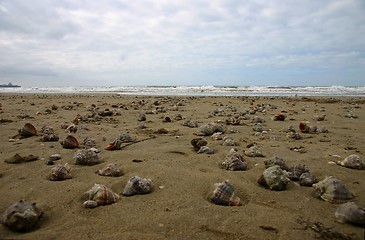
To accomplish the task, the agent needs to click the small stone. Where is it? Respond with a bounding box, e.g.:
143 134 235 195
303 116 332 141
47 160 54 165
49 154 61 161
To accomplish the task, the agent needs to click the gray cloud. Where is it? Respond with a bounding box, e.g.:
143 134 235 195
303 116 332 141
0 0 364 86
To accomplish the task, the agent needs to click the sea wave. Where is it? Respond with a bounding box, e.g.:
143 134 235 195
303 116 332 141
0 85 364 96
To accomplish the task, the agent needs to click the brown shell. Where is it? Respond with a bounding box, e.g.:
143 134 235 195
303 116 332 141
288 164 309 181
49 163 72 181
257 165 289 191
222 151 247 171
19 123 37 138
209 180 241 206
97 163 122 177
105 139 122 150
61 135 79 149
313 176 354 203
335 202 365 227
74 149 100 166
1 199 42 232
84 184 120 207
273 114 286 121
299 121 309 133
191 138 208 151
264 156 290 171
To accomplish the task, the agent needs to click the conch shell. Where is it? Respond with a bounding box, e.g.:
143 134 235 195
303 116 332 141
48 163 72 181
122 176 153 196
74 149 100 166
83 184 120 208
337 154 365 170
209 180 241 206
1 199 42 232
60 135 79 149
335 202 365 227
257 165 290 191
313 176 354 203
299 172 318 187
191 138 207 151
288 164 309 181
97 163 122 177
264 156 290 171
221 149 247 171
196 122 224 136
18 123 37 138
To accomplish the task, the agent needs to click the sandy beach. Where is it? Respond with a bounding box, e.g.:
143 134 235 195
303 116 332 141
0 93 364 240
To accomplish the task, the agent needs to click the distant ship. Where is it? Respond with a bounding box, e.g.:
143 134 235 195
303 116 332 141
0 82 21 88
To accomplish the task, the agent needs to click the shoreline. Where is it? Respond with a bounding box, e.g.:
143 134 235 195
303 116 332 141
0 93 364 239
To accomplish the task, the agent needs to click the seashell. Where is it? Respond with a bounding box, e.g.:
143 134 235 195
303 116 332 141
299 121 317 133
182 120 198 128
41 133 60 142
196 122 224 136
83 137 96 149
252 123 265 132
251 116 265 123
74 149 101 166
222 136 239 146
288 164 309 181
312 176 354 203
221 151 247 171
83 184 120 208
335 202 365 227
49 154 61 161
105 139 122 150
286 132 302 140
191 138 208 151
299 172 318 187
1 199 42 232
337 154 365 170
138 113 146 121
122 176 153 196
66 123 77 133
314 114 326 121
118 132 135 143
41 125 54 135
209 180 241 206
257 165 290 191
264 156 290 171
97 163 122 177
244 146 264 157
211 132 225 140
5 154 39 164
18 123 37 138
197 146 215 154
60 135 79 149
273 114 286 121
48 163 72 181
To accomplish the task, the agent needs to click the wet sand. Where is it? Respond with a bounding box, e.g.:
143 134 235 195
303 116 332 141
0 93 364 240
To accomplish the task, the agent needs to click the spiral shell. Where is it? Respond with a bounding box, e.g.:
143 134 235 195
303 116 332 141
313 176 354 203
299 121 317 133
209 180 241 206
196 122 224 136
18 123 37 138
60 135 79 149
48 163 72 181
337 154 365 170
335 202 365 227
245 146 264 157
299 172 318 187
74 149 101 166
273 114 286 121
191 138 207 151
257 165 290 191
122 176 153 196
197 146 215 154
288 164 309 181
264 156 290 171
83 184 120 208
97 163 122 177
1 199 42 232
221 149 247 171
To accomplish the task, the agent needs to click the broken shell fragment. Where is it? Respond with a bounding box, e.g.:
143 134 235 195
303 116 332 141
313 176 354 203
74 149 101 166
335 202 365 228
337 154 365 170
60 135 79 149
122 176 153 196
1 199 42 232
209 180 241 206
97 163 122 177
48 163 72 181
257 165 290 191
83 184 120 208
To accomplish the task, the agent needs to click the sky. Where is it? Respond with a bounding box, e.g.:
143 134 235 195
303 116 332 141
0 0 364 87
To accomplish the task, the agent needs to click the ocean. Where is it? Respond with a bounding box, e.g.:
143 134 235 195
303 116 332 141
0 85 364 96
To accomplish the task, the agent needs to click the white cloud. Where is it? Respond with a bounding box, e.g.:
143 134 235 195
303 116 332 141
0 0 364 86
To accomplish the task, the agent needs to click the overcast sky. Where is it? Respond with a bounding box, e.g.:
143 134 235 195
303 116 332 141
0 0 364 87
